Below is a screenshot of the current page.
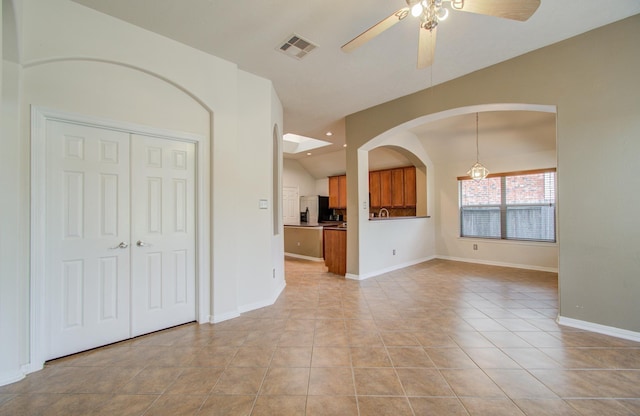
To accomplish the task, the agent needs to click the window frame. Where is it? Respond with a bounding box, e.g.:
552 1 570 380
457 168 556 243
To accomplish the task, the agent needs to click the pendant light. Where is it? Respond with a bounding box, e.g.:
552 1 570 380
467 112 489 180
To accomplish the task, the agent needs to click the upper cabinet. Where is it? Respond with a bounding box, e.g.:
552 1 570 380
403 166 416 207
391 168 404 207
369 171 381 208
379 170 392 207
328 175 347 209
369 166 416 208
330 167 416 210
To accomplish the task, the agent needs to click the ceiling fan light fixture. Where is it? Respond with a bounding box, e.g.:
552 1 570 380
411 3 423 17
341 0 540 68
437 7 449 20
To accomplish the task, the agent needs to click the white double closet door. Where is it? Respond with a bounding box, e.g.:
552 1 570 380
45 120 196 360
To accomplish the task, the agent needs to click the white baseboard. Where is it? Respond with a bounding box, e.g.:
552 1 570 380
210 311 240 324
436 255 558 273
211 281 287 324
238 281 287 314
557 316 640 343
21 362 43 376
284 253 324 262
0 369 24 387
0 362 47 386
346 256 436 281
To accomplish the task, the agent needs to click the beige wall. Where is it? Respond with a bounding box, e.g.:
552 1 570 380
435 149 558 271
284 227 324 260
346 15 640 333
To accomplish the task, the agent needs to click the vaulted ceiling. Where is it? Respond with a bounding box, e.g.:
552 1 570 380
72 0 639 176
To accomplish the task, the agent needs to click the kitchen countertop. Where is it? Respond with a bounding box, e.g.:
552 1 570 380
323 225 347 231
284 221 345 228
369 215 430 221
284 223 323 229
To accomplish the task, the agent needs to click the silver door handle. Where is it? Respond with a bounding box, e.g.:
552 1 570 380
136 240 148 247
110 242 129 249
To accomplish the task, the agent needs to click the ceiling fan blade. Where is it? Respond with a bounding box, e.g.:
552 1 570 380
341 7 410 52
455 0 540 21
417 26 437 69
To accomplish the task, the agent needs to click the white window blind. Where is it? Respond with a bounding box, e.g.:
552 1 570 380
459 169 556 242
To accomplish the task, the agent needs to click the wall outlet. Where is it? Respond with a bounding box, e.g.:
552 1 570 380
392 249 396 255
473 244 478 250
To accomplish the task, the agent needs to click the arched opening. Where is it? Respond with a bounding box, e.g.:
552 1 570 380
351 103 557 280
368 145 428 218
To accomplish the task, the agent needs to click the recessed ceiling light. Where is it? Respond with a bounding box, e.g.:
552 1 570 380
343 144 347 147
325 131 333 136
306 152 312 156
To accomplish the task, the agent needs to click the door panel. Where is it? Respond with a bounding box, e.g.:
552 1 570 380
46 121 131 359
391 168 404 207
282 186 299 225
380 170 392 207
130 135 196 336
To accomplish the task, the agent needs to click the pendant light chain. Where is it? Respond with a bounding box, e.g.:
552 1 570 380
467 112 490 180
476 112 479 163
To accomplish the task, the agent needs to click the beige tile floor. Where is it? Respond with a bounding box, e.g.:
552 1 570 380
2 258 640 415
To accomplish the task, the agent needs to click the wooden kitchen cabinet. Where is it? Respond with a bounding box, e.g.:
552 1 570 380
369 166 416 208
329 176 339 208
338 175 346 209
369 171 381 208
324 228 346 275
403 166 416 207
391 168 404 207
380 170 392 207
328 175 347 209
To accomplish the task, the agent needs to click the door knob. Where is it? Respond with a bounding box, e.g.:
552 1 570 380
110 242 129 249
136 240 147 247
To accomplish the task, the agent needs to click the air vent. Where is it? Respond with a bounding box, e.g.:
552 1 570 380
277 34 317 60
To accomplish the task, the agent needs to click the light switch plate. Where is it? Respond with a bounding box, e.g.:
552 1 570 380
259 199 268 209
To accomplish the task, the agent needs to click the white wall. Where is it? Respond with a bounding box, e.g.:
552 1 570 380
236 71 285 311
270 84 285 301
435 150 558 271
283 158 317 196
351 131 436 279
315 178 329 196
1 0 24 386
1 0 284 383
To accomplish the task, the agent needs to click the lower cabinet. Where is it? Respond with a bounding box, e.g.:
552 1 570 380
323 229 346 276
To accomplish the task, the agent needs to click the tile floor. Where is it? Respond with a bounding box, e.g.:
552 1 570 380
1 258 640 415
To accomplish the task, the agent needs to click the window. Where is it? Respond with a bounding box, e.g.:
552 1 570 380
459 169 556 242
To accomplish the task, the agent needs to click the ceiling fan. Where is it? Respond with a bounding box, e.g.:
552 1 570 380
341 0 541 69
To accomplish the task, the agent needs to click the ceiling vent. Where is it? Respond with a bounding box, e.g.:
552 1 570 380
277 34 317 60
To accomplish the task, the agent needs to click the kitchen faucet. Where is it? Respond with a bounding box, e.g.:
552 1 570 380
379 208 389 218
